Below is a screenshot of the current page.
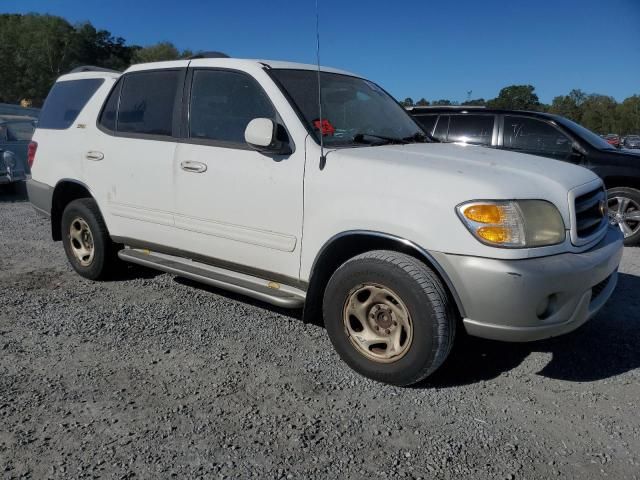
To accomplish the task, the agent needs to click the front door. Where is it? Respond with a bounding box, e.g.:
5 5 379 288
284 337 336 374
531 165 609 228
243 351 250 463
172 68 304 281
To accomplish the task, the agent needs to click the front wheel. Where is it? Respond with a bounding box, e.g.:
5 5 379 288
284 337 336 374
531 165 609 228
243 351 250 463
323 250 456 386
607 187 640 246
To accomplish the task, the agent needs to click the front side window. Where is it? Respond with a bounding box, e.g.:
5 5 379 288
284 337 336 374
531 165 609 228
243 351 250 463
38 79 104 130
433 115 450 141
117 70 180 136
189 70 275 144
503 116 572 156
447 115 494 145
414 115 438 135
269 69 427 146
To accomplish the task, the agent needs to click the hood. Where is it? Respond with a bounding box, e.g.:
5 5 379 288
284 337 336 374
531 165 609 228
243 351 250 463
328 142 598 198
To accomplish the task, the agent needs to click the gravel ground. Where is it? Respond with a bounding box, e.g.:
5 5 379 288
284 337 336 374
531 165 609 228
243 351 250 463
1 184 639 480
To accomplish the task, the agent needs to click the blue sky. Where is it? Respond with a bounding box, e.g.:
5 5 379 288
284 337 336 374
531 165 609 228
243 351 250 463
2 0 639 103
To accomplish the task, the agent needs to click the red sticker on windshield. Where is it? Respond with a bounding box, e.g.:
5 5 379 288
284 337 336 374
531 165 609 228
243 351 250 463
313 119 336 136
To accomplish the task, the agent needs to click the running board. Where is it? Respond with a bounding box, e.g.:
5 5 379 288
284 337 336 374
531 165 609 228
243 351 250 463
118 248 306 308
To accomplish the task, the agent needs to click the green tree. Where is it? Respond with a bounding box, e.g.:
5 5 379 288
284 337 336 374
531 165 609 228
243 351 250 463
580 94 618 134
416 98 429 106
432 99 454 106
616 95 640 135
488 85 541 110
401 97 414 107
461 98 486 106
131 41 183 63
549 89 586 123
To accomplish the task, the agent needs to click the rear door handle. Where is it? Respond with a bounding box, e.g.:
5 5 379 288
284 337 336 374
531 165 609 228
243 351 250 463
85 151 104 161
180 160 207 173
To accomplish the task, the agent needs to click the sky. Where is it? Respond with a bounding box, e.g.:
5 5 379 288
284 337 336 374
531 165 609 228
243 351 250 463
2 0 639 103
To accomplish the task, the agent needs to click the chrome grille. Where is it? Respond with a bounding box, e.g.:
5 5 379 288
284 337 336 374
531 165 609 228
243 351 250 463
574 187 606 239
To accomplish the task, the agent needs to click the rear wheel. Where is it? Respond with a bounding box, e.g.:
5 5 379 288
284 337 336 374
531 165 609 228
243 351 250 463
607 187 640 246
61 198 122 280
323 250 456 386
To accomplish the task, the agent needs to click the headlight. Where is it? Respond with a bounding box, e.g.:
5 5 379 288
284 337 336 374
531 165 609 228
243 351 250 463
457 200 565 248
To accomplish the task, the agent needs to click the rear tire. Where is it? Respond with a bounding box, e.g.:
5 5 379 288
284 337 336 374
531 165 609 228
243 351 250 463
607 187 640 246
323 250 456 386
61 198 122 280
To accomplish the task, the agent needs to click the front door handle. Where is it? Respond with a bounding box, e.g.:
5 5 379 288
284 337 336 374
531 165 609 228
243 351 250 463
180 161 207 173
85 151 104 161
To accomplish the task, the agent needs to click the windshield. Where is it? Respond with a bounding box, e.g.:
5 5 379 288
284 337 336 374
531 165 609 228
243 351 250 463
554 116 616 150
269 69 427 146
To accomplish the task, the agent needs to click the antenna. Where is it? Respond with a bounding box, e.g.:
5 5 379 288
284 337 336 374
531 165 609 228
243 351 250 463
315 0 327 170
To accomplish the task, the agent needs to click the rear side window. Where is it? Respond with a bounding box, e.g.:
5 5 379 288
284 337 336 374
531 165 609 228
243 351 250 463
189 69 275 144
447 115 494 145
38 79 104 130
98 80 122 131
117 70 180 136
414 115 437 135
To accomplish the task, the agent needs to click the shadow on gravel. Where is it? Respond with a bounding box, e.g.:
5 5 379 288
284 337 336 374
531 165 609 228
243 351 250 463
424 271 640 388
0 181 28 202
173 277 304 321
172 270 640 388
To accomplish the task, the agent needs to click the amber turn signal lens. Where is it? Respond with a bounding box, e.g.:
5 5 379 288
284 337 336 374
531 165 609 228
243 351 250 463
477 226 510 243
463 204 504 224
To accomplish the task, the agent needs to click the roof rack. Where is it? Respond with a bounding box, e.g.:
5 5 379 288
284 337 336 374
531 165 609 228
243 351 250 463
69 65 121 74
188 51 230 59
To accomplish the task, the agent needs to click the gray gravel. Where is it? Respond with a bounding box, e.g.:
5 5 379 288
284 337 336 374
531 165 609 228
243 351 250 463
1 184 639 479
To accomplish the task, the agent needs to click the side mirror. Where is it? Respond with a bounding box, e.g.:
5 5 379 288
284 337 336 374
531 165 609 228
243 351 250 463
244 118 291 155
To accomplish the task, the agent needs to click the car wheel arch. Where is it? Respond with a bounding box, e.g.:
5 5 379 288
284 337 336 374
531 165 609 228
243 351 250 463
51 179 96 241
302 230 465 325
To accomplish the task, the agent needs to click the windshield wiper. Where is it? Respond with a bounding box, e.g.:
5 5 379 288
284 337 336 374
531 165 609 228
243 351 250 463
402 132 432 143
353 133 409 145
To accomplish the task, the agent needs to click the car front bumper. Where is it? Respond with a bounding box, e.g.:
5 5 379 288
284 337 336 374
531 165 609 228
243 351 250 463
431 226 624 342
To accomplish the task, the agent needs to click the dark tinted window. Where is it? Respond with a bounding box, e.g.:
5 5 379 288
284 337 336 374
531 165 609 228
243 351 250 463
447 115 494 145
118 70 180 136
98 80 121 131
433 115 449 141
189 70 275 144
38 79 104 130
503 116 572 155
414 115 438 135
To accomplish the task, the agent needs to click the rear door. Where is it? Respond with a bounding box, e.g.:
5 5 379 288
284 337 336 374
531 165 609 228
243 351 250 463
171 67 304 280
88 66 186 243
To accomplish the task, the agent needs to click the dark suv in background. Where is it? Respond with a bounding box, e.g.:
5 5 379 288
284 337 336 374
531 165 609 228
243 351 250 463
409 106 640 245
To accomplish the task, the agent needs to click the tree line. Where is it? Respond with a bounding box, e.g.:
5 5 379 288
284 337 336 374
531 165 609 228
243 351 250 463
0 13 193 107
402 84 640 136
1 13 638 136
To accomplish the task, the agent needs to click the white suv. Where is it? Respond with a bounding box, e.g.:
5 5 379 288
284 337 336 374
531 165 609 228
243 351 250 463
27 57 623 385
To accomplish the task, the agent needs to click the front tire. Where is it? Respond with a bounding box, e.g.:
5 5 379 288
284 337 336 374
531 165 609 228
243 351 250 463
323 250 456 386
607 187 640 246
61 198 122 280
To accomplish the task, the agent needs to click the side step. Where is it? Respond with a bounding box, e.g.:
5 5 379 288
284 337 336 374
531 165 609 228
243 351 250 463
118 248 306 309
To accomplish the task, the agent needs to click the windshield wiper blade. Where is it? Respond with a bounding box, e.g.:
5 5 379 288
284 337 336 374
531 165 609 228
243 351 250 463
402 132 431 143
353 133 409 145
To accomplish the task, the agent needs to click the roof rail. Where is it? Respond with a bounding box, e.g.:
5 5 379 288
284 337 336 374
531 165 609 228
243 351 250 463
69 65 121 74
408 105 487 110
188 51 230 59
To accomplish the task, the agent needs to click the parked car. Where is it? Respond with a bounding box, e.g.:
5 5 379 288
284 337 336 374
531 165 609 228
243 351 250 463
0 118 36 188
27 59 622 386
622 135 640 149
605 134 621 148
409 106 640 245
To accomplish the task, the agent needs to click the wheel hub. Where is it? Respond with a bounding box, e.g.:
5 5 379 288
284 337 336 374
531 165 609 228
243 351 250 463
343 283 413 363
69 217 95 267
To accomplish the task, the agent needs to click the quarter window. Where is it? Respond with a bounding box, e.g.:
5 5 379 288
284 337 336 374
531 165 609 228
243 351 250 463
117 70 180 136
189 70 275 144
38 79 104 130
98 79 121 131
447 115 494 145
503 116 572 155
